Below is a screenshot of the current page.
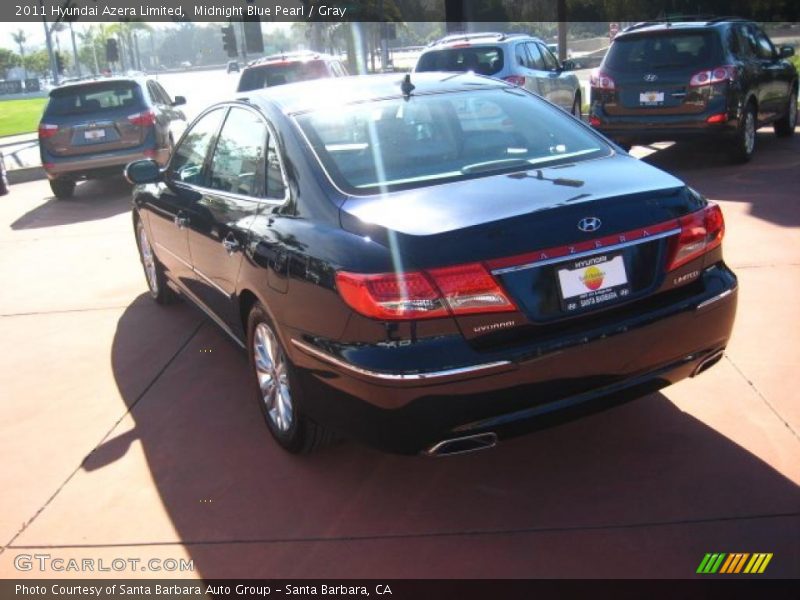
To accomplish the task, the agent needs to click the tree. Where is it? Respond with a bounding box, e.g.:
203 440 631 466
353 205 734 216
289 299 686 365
0 48 20 79
11 29 27 80
23 49 53 77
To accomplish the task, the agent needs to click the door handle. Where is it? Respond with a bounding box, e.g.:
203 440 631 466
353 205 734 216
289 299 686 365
174 214 189 229
222 235 241 255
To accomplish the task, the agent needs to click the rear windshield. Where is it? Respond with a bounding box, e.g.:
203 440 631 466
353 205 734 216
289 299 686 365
604 32 718 72
416 47 504 76
46 81 143 116
296 88 609 195
237 61 329 92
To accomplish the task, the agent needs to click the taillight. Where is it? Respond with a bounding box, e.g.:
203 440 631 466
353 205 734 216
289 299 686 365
503 75 526 87
590 69 615 90
689 65 737 87
128 110 156 127
666 204 725 271
336 263 517 320
589 116 602 127
38 123 59 139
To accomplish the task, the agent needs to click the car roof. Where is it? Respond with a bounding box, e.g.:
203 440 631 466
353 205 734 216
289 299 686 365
239 71 508 115
425 32 543 49
50 76 147 94
245 51 340 68
617 18 749 38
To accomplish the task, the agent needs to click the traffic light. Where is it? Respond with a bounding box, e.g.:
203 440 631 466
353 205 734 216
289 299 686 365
221 26 237 58
55 52 65 74
106 38 119 63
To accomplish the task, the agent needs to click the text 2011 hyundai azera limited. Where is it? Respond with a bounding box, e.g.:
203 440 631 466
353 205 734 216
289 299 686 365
126 73 737 455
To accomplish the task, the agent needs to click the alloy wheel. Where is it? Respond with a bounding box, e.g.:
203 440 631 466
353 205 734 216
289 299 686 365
744 111 756 156
253 322 293 432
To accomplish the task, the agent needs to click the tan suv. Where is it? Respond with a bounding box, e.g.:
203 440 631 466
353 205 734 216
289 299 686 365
39 77 187 199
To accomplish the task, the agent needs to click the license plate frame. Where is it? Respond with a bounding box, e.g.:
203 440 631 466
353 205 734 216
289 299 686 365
556 252 632 313
84 129 106 140
639 91 665 106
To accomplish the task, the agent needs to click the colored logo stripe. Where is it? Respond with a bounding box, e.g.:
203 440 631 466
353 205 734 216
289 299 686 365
698 553 773 574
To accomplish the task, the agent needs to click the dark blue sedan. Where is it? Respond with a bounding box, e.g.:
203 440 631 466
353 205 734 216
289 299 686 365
126 72 737 455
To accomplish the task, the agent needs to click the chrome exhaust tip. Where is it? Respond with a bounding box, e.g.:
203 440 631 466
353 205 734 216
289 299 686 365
692 349 725 377
423 432 498 457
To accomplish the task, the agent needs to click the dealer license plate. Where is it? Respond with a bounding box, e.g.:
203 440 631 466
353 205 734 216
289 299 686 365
84 129 106 140
639 91 664 105
557 253 631 313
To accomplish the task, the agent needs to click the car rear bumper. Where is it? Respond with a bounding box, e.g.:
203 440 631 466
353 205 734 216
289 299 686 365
590 109 740 144
288 263 738 454
42 145 169 180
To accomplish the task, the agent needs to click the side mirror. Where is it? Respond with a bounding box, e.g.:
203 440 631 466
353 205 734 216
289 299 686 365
779 45 795 58
125 159 162 185
562 59 576 71
172 95 186 106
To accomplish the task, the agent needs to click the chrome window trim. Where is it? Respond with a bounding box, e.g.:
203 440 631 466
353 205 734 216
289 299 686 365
291 339 512 383
490 228 680 275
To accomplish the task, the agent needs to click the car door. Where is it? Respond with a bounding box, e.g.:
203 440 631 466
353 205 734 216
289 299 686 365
740 24 780 121
146 107 226 290
522 42 556 103
151 81 187 146
184 105 269 331
749 25 790 120
537 41 575 110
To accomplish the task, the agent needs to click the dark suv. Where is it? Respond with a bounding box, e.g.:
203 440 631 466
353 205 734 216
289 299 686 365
39 77 187 199
589 19 798 162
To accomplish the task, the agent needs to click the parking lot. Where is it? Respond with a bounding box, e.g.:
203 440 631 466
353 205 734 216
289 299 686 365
0 125 798 579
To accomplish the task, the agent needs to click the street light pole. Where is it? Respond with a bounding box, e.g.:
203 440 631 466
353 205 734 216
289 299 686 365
70 22 82 77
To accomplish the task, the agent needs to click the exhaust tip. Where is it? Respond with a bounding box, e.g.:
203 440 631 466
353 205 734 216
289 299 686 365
423 432 498 457
692 349 725 377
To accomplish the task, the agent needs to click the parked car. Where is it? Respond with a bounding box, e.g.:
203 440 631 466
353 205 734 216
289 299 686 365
126 73 737 455
39 77 187 199
415 32 583 117
227 60 240 73
589 18 798 161
236 51 348 93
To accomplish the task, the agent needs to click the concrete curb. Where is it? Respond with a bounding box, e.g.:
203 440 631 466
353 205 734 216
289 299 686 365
7 166 46 185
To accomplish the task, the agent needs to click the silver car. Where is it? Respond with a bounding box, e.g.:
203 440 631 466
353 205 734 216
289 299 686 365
414 32 583 118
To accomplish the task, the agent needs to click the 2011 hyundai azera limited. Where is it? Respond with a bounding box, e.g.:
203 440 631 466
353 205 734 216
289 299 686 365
126 72 737 455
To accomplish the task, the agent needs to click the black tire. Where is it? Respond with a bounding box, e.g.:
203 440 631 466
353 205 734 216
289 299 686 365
49 178 75 199
571 93 582 120
774 87 797 137
247 302 334 454
135 218 176 305
730 102 757 163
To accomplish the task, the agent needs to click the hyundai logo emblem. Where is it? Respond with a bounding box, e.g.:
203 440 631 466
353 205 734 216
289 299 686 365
578 217 602 233
644 74 658 82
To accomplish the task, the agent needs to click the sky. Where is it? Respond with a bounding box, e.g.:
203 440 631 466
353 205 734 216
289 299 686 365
0 21 292 53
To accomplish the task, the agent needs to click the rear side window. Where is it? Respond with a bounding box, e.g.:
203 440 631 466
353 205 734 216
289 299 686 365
416 47 504 76
46 81 143 116
605 32 717 71
525 42 545 70
238 60 330 92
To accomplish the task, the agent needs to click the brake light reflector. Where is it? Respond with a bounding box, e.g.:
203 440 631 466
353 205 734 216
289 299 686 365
336 263 516 320
666 204 725 271
706 113 728 124
589 116 602 126
689 65 737 87
38 123 59 139
503 75 526 87
590 69 615 90
128 110 156 127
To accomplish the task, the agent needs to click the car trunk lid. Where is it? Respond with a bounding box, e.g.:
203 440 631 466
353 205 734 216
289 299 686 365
339 154 697 342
